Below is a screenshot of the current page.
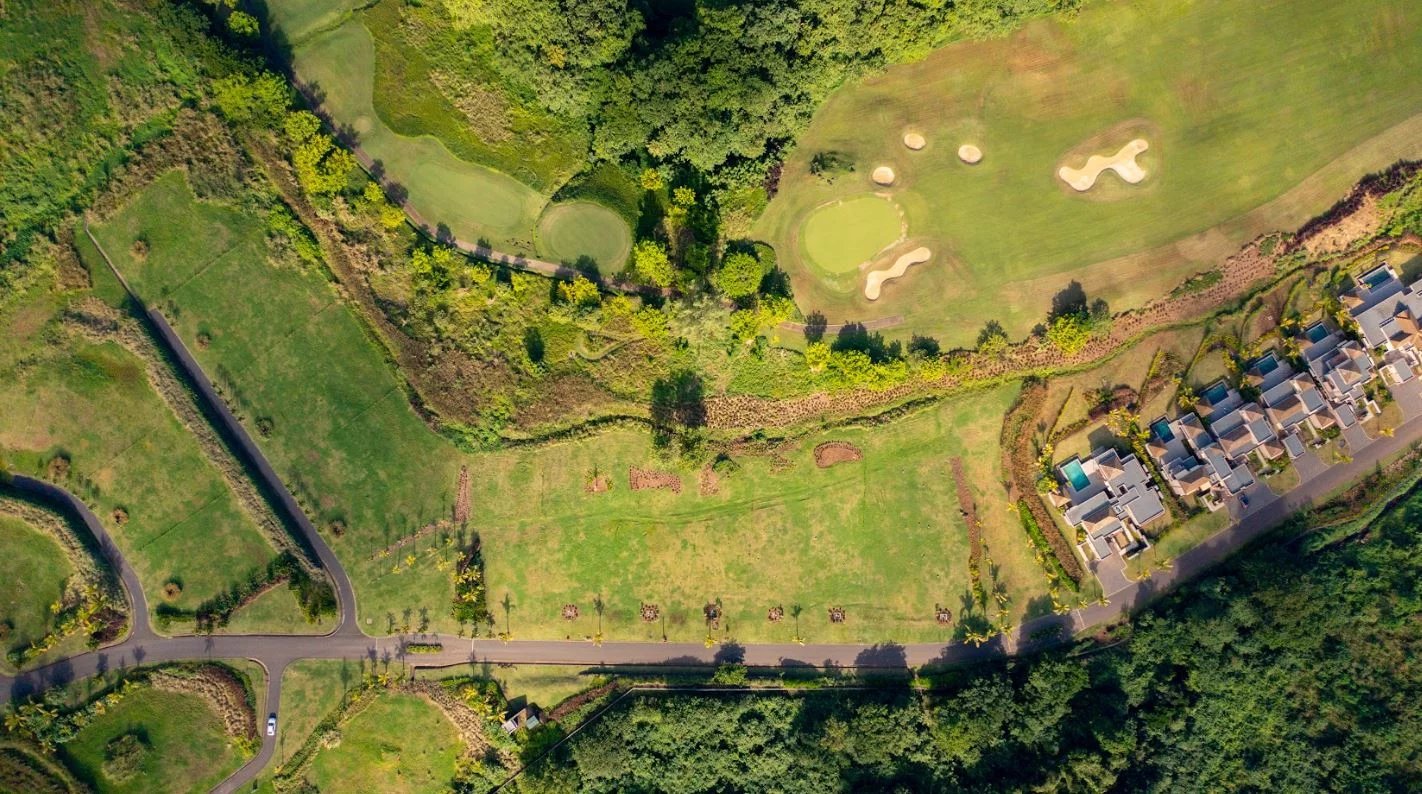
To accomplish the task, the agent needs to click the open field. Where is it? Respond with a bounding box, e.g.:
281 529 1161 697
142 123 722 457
105 172 1051 642
757 0 1422 346
278 9 630 263
263 0 368 46
56 686 246 793
0 288 295 631
304 691 462 794
0 515 74 662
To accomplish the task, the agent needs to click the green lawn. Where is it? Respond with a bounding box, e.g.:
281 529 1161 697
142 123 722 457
0 515 74 660
757 0 1422 347
262 0 367 46
536 201 632 272
57 686 246 794
305 692 462 794
105 171 1050 643
274 661 355 767
799 194 904 276
0 289 291 631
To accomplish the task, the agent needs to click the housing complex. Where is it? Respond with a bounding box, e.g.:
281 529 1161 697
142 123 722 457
1053 262 1412 563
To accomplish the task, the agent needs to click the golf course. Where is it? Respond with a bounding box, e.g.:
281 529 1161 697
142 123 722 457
758 0 1422 346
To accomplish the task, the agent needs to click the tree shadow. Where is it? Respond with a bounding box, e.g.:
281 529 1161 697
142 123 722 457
832 322 900 363
523 328 545 365
908 334 940 358
649 370 706 449
803 311 827 343
1050 281 1088 320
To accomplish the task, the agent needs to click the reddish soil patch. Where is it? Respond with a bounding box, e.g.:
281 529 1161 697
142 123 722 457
814 441 863 468
549 681 620 722
640 603 660 622
585 472 611 493
828 606 846 624
767 606 784 622
111 507 129 526
561 604 580 620
453 465 471 523
162 582 182 601
951 458 984 598
698 466 720 496
629 467 682 493
46 456 70 481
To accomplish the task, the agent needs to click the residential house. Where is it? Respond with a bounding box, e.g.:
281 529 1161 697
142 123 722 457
1198 378 1285 464
1249 352 1336 454
1144 416 1213 500
1346 263 1422 380
1176 412 1256 500
1299 321 1375 414
1056 448 1162 560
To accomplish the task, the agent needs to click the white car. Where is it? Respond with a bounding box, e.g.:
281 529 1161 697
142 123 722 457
267 714 277 737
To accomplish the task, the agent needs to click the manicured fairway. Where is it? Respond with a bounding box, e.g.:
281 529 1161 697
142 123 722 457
58 687 245 794
0 514 73 658
799 195 903 276
537 200 632 271
305 693 461 794
759 0 1422 346
107 171 1052 643
262 0 366 45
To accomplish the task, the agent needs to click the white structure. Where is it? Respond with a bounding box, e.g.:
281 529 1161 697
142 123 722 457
1054 448 1161 560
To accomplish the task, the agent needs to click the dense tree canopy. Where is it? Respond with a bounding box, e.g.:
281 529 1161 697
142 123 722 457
442 0 1078 179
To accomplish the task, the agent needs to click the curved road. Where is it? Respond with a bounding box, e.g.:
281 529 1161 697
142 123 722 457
23 227 1422 791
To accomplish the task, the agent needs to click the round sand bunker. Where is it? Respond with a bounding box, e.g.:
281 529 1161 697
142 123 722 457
871 166 896 186
958 144 983 164
903 133 926 151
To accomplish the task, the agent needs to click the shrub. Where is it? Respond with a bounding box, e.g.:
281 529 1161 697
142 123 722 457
714 252 762 299
101 732 147 781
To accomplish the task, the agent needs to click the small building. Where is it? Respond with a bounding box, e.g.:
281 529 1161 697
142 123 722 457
1253 352 1336 439
1145 416 1213 500
1211 402 1286 463
1057 448 1161 560
501 705 543 735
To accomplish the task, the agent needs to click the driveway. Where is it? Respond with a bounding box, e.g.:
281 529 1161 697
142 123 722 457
1392 378 1422 420
1293 449 1330 483
1342 422 1372 454
1091 553 1132 597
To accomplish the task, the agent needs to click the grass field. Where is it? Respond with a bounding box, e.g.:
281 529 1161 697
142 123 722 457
106 171 1051 642
263 0 368 46
304 692 462 794
0 515 74 660
0 287 294 632
57 686 246 794
757 0 1422 347
800 195 904 276
277 8 631 259
536 201 632 272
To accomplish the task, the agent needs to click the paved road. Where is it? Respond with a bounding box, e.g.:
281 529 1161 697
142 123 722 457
38 226 1422 792
82 222 360 639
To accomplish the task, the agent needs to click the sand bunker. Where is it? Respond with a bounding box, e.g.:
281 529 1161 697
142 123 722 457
903 133 926 150
864 246 931 300
958 144 983 164
871 166 896 186
814 441 863 468
1058 138 1149 191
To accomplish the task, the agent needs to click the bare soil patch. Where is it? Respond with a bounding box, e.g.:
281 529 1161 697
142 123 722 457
697 466 720 496
639 603 660 622
560 603 579 620
585 473 611 494
629 467 682 493
453 465 471 524
814 441 863 468
828 606 846 624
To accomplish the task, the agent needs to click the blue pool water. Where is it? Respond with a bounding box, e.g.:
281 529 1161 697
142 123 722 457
1304 322 1328 343
1061 459 1090 491
1151 419 1174 441
1254 353 1278 375
1203 382 1230 405
1365 267 1392 289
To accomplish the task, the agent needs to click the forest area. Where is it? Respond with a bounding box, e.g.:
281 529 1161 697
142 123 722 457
518 491 1422 792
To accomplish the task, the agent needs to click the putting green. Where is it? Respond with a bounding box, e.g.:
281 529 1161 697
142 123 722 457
800 195 903 275
537 201 632 271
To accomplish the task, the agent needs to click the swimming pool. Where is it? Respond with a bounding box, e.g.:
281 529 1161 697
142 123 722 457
1253 353 1278 375
1061 459 1090 491
1364 267 1393 290
1203 382 1230 405
1304 322 1328 343
1150 419 1174 441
